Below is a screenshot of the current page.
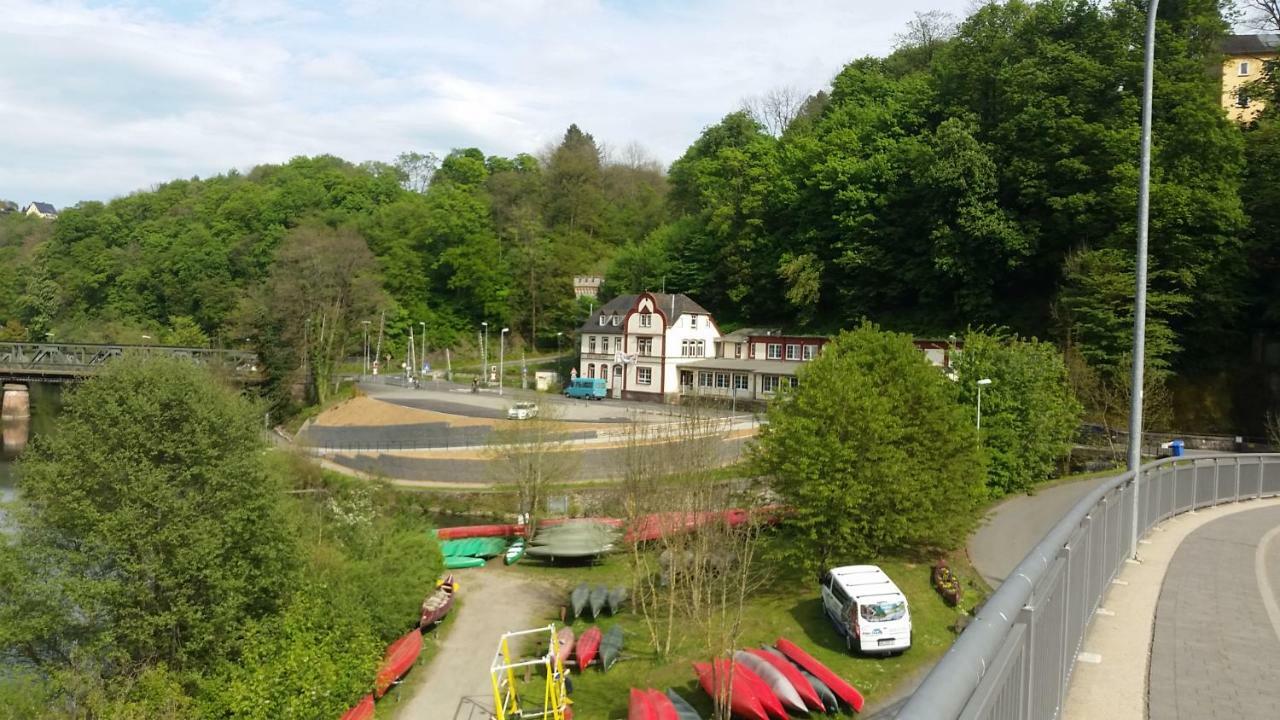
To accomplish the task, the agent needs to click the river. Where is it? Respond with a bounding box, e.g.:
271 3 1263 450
0 383 62 519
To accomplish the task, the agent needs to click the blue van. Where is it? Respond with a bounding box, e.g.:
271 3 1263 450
563 377 607 400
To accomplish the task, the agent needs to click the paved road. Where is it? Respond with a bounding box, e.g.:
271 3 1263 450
1148 505 1280 720
968 473 1121 587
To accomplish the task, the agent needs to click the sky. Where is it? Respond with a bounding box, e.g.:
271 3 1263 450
0 0 977 208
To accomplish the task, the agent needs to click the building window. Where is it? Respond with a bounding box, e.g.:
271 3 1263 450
788 376 799 388
767 343 782 359
786 344 800 360
612 314 621 326
734 343 742 359
690 315 698 329
637 337 653 356
1239 61 1250 76
681 340 705 357
614 364 623 377
1238 88 1251 108
637 367 652 385
715 372 729 389
762 375 780 393
598 314 607 326
698 371 713 388
640 312 652 328
681 370 693 387
600 336 609 354
803 344 817 361
733 374 749 391
589 336 596 354
587 363 595 378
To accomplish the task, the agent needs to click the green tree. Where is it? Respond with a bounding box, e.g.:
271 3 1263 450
1 358 298 673
953 330 1082 495
752 323 985 568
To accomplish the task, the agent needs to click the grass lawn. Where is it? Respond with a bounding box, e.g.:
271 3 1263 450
379 596 461 718
508 547 986 718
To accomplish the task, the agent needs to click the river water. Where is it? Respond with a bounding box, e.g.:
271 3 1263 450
1 383 62 519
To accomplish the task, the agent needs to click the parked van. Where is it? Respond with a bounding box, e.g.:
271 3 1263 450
563 377 607 400
820 565 912 655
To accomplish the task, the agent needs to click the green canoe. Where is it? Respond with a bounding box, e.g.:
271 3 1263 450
444 555 486 569
504 539 525 565
599 625 624 671
570 583 590 618
607 586 628 614
589 585 608 618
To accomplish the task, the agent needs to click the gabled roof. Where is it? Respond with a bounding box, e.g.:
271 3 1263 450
1223 34 1280 56
27 201 57 214
578 293 710 333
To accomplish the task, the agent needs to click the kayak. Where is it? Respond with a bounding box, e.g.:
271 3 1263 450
629 688 654 720
692 660 767 720
419 575 457 627
734 661 788 720
571 583 590 618
505 539 526 565
761 645 837 712
735 650 807 714
589 585 608 618
747 648 824 712
607 586 628 614
576 626 602 667
339 694 374 720
600 625 624 670
436 524 520 539
555 626 576 666
645 688 678 720
776 637 865 712
444 556 485 569
374 630 423 697
665 689 703 720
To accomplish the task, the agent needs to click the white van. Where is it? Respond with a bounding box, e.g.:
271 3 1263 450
819 565 912 655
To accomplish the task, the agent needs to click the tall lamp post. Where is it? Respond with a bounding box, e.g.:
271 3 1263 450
499 327 509 396
1129 0 1160 560
361 320 371 376
556 331 564 380
419 321 427 377
481 321 489 387
976 378 993 440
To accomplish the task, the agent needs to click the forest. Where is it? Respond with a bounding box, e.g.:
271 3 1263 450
1 0 1277 430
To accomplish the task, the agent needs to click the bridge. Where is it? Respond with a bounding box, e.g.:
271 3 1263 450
0 341 262 383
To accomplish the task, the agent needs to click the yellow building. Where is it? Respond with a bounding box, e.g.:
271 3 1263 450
1222 34 1279 123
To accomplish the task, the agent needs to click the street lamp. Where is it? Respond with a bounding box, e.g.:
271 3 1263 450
976 378 993 437
556 331 564 380
361 320 371 376
1129 0 1160 561
499 327 509 396
419 321 427 377
481 321 489 387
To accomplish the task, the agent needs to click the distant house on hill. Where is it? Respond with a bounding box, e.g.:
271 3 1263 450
24 202 58 219
1222 34 1280 122
573 275 603 299
0 200 18 214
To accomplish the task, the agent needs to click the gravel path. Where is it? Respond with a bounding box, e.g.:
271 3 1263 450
400 565 559 720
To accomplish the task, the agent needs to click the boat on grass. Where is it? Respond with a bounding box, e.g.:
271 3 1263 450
607 586 628 614
419 575 457 628
374 630 423 698
692 660 766 720
734 661 788 720
504 539 526 565
776 636 865 712
436 523 520 540
576 626 602 668
629 688 678 720
746 647 823 712
444 555 485 569
600 625 624 670
665 689 703 720
339 694 374 720
570 583 590 618
555 626 576 666
589 585 608 618
734 650 806 714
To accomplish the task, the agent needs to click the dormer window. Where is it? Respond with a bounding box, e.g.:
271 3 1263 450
611 314 620 326
598 314 607 326
690 315 698 329
639 312 652 328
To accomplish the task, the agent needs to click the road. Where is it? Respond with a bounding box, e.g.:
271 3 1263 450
1147 505 1280 720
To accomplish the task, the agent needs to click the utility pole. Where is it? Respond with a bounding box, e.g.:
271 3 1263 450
361 320 371 376
446 348 453 383
482 321 490 387
374 311 385 376
499 327 509 396
420 321 427 377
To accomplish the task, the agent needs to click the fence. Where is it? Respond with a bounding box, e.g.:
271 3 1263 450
896 453 1280 720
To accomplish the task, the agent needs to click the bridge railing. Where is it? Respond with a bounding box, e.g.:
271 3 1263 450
896 453 1280 720
0 341 262 379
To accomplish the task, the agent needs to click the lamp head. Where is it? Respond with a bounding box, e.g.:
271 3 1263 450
977 378 993 386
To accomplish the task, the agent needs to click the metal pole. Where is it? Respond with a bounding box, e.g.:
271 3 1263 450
499 329 507 396
1129 0 1159 560
420 321 427 376
446 348 453 382
976 384 982 434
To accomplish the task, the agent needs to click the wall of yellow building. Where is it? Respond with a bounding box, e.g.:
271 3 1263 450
1222 53 1276 123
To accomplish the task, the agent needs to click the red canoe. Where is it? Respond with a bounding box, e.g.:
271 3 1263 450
576 626 602 668
776 637 865 712
419 575 457 627
645 688 678 720
747 648 824 711
555 626 576 666
436 524 520 540
629 687 655 720
735 662 788 720
338 694 374 720
375 630 424 697
693 661 767 720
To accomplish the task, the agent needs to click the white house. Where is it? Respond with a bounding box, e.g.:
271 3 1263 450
24 202 57 219
577 292 720 401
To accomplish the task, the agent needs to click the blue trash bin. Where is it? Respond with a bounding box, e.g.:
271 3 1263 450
1170 439 1185 457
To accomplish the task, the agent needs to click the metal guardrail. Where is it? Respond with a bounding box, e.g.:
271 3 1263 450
0 342 261 381
897 453 1280 720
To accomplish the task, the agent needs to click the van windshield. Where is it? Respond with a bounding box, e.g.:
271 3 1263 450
860 600 906 623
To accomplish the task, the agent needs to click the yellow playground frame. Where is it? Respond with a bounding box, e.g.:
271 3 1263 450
490 624 570 720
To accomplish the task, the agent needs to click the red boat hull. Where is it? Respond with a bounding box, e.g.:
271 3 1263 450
645 688 678 720
375 630 424 698
693 660 768 720
576 626 602 668
555 626 576 666
735 662 788 720
339 694 374 720
747 648 824 711
776 637 865 712
436 524 520 540
629 687 655 720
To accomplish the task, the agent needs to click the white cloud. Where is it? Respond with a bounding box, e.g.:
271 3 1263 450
0 0 976 207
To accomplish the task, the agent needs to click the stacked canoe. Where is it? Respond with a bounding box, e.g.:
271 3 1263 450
690 637 865 717
526 520 620 561
569 583 628 618
442 537 508 568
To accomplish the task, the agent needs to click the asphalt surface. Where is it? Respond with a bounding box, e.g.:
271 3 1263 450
1148 505 1280 719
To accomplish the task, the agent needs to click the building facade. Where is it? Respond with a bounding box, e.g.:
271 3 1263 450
23 202 57 219
1222 34 1279 123
680 329 827 403
573 275 603 299
576 292 719 401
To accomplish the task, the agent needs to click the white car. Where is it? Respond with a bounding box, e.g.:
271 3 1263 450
506 401 539 420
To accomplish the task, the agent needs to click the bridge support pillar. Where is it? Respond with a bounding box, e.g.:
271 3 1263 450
2 382 30 421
